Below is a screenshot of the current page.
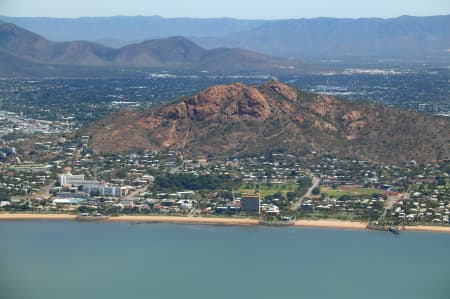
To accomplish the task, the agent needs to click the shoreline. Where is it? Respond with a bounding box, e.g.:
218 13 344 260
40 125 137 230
1 213 450 233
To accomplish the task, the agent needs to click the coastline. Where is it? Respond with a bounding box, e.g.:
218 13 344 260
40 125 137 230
1 213 450 233
402 225 450 233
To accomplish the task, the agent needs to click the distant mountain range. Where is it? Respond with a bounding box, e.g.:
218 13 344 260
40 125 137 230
197 15 450 62
0 15 265 42
84 80 450 163
1 15 449 62
0 21 304 75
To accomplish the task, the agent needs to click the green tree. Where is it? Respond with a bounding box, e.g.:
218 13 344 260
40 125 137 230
312 187 321 195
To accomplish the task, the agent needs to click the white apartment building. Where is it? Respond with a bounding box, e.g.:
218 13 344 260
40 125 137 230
57 173 85 186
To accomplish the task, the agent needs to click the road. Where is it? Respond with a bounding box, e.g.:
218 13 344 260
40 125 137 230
124 186 148 201
290 175 320 211
379 192 407 220
37 180 55 200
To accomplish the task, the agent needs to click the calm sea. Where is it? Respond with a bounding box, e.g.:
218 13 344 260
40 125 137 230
1 221 449 299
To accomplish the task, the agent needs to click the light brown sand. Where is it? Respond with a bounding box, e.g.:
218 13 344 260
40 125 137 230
402 225 450 233
109 215 260 226
0 213 76 221
294 219 367 230
1 213 450 233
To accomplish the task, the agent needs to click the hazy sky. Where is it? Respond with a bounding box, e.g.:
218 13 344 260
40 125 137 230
1 0 449 19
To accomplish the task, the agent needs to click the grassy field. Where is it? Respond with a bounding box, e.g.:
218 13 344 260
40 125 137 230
409 184 430 191
322 186 384 198
237 183 297 197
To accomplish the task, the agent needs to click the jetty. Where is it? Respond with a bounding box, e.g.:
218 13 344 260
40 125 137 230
367 222 400 235
259 216 296 226
75 213 109 222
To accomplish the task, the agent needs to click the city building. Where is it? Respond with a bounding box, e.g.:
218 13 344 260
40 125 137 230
82 183 123 197
57 173 85 186
240 193 260 215
52 198 84 205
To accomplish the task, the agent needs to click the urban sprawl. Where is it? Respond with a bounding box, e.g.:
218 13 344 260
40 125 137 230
1 134 449 226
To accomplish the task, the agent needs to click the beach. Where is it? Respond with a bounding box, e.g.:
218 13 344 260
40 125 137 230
1 213 450 233
294 219 366 230
0 213 76 221
110 215 260 226
402 225 450 233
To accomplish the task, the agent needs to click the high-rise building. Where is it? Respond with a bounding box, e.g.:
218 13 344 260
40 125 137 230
240 193 260 215
57 173 85 186
82 184 122 197
57 171 122 197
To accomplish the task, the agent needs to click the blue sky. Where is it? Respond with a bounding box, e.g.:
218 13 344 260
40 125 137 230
1 0 449 19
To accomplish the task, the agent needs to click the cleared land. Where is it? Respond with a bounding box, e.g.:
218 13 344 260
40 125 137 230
321 186 385 198
237 183 297 197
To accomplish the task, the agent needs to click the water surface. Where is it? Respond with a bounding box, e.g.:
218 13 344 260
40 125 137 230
1 221 449 299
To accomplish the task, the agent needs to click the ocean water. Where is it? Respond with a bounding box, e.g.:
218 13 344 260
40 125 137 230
0 221 449 299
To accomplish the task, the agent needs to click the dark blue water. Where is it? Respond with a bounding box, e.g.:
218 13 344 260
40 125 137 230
1 221 449 299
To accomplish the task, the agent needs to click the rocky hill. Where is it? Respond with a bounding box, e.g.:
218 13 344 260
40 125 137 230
0 21 302 73
84 81 450 163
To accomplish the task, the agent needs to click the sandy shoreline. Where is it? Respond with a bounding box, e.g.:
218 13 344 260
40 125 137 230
294 219 366 230
402 225 450 233
110 215 261 226
1 213 450 233
0 214 77 221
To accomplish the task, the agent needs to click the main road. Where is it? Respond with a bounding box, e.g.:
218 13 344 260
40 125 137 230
290 175 320 211
124 186 148 201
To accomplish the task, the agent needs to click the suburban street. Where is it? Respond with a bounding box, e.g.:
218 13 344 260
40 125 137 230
124 186 148 201
290 175 320 211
